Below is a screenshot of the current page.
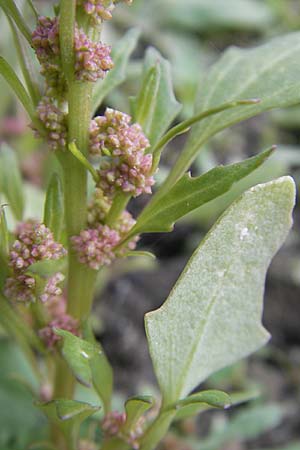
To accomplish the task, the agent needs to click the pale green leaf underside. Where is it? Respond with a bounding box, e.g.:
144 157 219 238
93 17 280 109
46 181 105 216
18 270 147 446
145 177 295 404
169 32 300 185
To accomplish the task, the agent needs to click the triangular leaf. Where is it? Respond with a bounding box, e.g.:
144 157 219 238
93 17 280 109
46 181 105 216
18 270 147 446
145 177 295 404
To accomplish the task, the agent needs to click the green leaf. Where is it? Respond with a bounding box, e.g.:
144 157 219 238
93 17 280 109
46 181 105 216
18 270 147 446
43 174 64 241
26 259 67 278
145 177 295 404
122 396 154 433
167 390 231 412
7 14 41 105
130 148 273 235
0 143 24 220
163 32 300 191
55 329 113 412
0 56 38 123
173 388 258 421
0 207 10 290
163 0 274 32
135 47 181 147
92 28 140 113
37 399 99 438
132 64 161 137
0 0 32 43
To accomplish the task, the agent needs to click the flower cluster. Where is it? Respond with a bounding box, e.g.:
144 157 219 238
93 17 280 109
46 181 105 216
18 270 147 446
35 97 68 150
89 109 155 197
77 0 133 25
102 411 145 449
4 221 66 303
74 28 113 82
71 225 120 270
38 314 79 349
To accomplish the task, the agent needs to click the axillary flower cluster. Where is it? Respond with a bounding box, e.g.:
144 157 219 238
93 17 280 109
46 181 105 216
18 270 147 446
3 0 154 350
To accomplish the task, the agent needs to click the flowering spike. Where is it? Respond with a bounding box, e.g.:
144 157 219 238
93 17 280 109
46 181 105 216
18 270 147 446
35 97 68 150
77 0 133 25
39 315 79 349
71 225 120 270
74 29 113 82
89 108 155 197
4 221 66 303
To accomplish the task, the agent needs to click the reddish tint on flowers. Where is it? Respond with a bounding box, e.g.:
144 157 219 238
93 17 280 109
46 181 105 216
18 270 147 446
74 28 113 82
102 411 126 437
35 97 68 150
32 16 60 64
39 314 79 349
89 109 155 197
77 0 115 23
4 221 66 303
71 225 120 270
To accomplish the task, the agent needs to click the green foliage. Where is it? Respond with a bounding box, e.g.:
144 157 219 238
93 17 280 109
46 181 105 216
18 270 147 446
55 329 113 412
131 48 181 146
131 148 273 235
0 143 24 220
165 32 300 189
0 0 32 43
123 396 154 433
145 177 295 404
43 174 64 241
92 28 140 113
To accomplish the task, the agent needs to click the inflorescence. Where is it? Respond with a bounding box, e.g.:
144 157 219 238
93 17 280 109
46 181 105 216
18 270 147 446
90 108 155 197
4 221 66 303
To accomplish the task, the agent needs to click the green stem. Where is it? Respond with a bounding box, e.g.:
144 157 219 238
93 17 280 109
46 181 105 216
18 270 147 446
139 410 175 450
105 192 130 227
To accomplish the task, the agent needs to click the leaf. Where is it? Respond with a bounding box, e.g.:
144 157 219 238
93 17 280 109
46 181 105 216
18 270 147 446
7 14 41 105
135 47 181 147
145 177 295 404
55 329 113 412
0 56 37 122
26 259 67 278
173 388 258 421
122 396 154 433
130 148 273 235
37 399 99 438
132 64 161 137
0 0 32 43
92 28 140 113
167 390 231 411
0 206 9 261
43 174 64 241
163 0 274 32
164 32 300 190
0 143 24 220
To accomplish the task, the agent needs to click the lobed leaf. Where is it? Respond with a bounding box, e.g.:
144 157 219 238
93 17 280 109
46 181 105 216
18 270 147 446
92 28 140 113
145 177 295 404
130 148 273 236
163 32 300 191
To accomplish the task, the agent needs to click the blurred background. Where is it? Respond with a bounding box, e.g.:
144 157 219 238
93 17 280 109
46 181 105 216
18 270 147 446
1 1 300 449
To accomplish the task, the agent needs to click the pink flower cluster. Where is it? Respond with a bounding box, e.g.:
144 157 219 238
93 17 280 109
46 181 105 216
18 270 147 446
36 97 68 150
74 28 113 82
102 410 145 449
102 411 126 437
89 109 155 197
71 225 120 270
77 0 133 24
4 221 66 304
77 0 115 23
39 315 79 349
